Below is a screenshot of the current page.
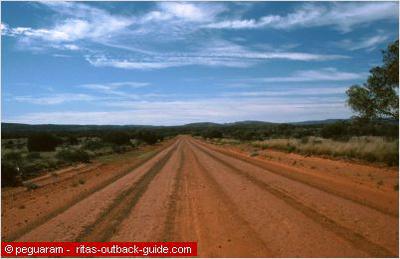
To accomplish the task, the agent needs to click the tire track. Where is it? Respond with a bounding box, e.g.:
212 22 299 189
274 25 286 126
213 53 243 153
162 144 185 241
191 140 395 258
187 142 272 256
192 138 397 217
7 140 176 242
76 142 179 242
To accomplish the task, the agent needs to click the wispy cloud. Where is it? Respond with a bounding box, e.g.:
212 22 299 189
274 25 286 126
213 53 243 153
3 2 351 70
80 81 151 97
84 39 347 70
253 68 365 83
13 93 96 105
206 2 398 32
81 81 150 90
222 86 347 97
146 2 226 23
336 32 390 51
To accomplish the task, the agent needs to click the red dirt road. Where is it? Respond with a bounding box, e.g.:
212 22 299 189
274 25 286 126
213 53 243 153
2 136 398 257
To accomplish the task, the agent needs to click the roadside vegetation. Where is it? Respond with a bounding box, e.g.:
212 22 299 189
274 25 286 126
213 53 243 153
205 120 398 166
1 130 164 187
251 136 398 166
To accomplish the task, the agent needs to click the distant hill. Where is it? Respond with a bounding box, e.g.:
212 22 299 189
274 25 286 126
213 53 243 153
182 122 221 128
2 119 348 134
226 120 276 126
1 123 157 133
291 119 347 125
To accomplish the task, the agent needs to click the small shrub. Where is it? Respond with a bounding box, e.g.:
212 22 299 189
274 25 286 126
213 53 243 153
202 129 223 139
83 139 105 150
26 152 41 160
1 162 21 187
56 149 90 163
300 137 309 144
25 182 39 190
21 162 47 177
382 151 398 166
103 132 131 145
3 151 22 162
112 145 129 154
3 140 15 148
286 145 296 153
363 152 376 162
250 151 259 157
78 179 85 185
394 184 399 191
66 136 79 145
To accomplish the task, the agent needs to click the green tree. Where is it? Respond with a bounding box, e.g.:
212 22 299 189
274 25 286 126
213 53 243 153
27 133 62 152
346 40 399 120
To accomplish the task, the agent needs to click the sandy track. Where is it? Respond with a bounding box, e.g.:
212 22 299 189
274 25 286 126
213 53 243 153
4 136 398 257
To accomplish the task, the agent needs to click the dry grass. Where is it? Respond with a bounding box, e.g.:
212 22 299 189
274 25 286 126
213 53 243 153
251 136 398 166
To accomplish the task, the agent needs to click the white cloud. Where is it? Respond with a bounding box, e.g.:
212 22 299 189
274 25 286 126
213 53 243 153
337 33 390 51
2 2 133 53
255 68 365 83
4 17 132 43
81 81 150 90
80 81 151 97
3 2 353 70
156 2 224 22
84 40 347 70
206 2 398 32
14 94 96 105
85 54 254 70
223 86 347 97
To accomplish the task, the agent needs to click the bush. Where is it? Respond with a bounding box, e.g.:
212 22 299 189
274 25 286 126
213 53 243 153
27 133 61 152
24 182 39 190
112 145 129 154
3 151 23 162
321 122 348 139
26 152 41 160
83 139 105 150
102 132 131 145
1 162 21 187
250 151 259 157
3 140 14 149
286 144 296 153
136 131 161 145
202 129 223 139
66 136 79 145
56 149 90 163
21 161 49 177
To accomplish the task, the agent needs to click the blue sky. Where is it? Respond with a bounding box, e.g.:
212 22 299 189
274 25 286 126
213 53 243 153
1 1 398 125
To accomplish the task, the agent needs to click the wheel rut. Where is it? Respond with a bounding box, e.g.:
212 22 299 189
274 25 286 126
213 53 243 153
191 140 395 258
7 141 175 242
75 144 178 242
161 144 185 241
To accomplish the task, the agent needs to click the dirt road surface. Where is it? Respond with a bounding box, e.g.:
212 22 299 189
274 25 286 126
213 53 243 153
2 136 398 257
